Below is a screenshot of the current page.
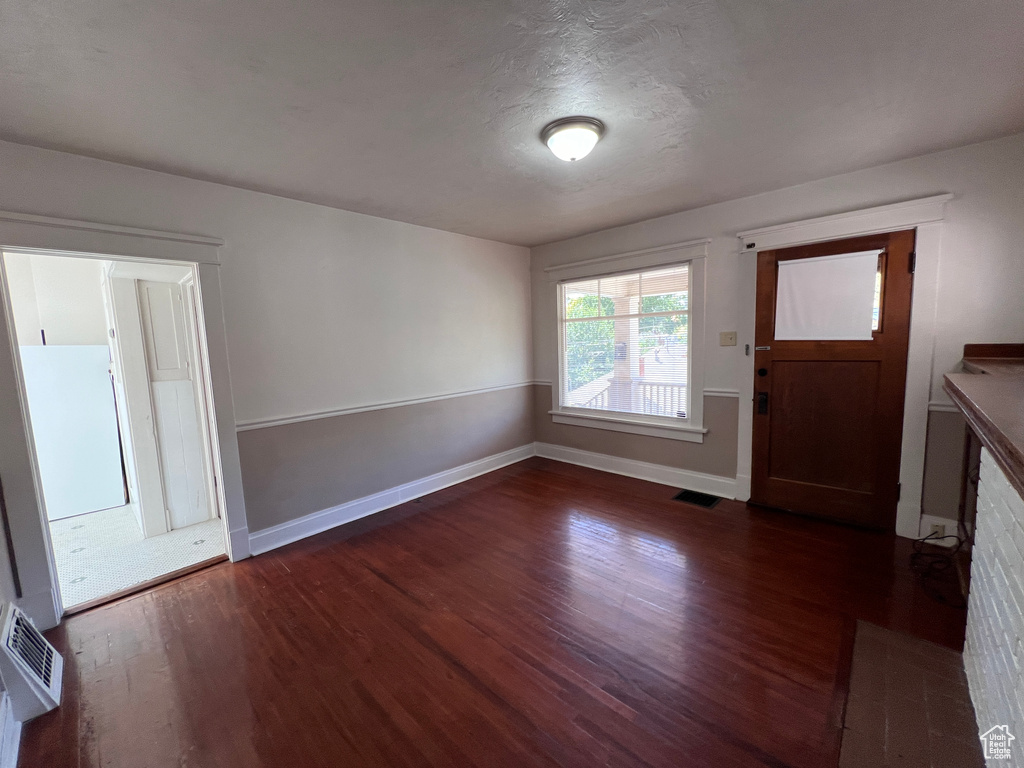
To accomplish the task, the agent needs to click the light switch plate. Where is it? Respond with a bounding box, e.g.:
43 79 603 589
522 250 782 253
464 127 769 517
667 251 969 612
719 331 737 347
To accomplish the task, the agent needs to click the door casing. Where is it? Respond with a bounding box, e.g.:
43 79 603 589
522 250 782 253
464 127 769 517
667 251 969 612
735 195 951 539
749 230 915 529
0 211 249 629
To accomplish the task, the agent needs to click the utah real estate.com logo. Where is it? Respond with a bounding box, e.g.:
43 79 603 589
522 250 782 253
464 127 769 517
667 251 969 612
980 725 1015 761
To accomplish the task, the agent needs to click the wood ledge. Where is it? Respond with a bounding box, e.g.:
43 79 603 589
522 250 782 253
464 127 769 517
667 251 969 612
944 372 1024 500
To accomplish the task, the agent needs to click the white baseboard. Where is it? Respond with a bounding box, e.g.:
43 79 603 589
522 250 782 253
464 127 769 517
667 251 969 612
534 442 738 499
227 525 251 562
0 693 21 768
247 437 931 556
734 473 751 502
249 444 536 555
250 440 744 556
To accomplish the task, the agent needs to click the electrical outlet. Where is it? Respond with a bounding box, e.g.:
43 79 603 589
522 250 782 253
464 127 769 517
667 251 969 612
929 523 946 538
719 331 737 347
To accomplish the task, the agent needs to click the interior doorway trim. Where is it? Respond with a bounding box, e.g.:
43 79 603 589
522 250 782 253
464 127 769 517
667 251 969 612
735 194 952 539
0 212 249 630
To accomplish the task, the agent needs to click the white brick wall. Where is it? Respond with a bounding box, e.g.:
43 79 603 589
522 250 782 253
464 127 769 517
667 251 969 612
964 447 1024 746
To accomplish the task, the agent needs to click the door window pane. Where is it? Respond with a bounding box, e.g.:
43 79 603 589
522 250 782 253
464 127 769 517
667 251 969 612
775 250 881 341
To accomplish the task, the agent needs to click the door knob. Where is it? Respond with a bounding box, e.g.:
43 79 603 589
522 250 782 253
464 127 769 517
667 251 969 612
757 392 769 415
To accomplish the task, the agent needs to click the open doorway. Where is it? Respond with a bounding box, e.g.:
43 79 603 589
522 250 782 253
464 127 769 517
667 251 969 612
1 249 227 613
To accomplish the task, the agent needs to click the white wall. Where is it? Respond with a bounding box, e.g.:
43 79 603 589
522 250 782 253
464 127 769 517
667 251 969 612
3 253 41 346
0 140 533 426
0 139 532 629
3 253 107 346
533 132 1024 401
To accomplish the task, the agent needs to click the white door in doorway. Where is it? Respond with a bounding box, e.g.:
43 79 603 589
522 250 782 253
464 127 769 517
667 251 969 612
137 280 210 530
19 345 125 520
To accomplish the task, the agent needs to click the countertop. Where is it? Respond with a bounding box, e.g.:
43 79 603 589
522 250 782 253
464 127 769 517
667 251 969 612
961 357 1024 376
944 371 1024 499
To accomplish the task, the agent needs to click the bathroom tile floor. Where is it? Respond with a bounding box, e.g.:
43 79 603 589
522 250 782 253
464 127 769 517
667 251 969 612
50 504 225 608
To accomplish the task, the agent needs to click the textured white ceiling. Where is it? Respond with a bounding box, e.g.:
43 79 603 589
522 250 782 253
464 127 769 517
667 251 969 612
2 0 1023 246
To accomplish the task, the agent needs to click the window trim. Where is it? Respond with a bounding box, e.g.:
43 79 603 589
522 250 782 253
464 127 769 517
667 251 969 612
548 240 708 443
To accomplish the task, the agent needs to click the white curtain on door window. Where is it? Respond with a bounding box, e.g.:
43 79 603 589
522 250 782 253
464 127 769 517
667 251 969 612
775 250 881 341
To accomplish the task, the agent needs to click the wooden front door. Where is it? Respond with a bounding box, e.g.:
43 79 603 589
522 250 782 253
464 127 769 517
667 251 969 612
750 230 915 529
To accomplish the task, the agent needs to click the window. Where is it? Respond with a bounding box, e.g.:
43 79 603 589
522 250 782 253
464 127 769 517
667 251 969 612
553 250 706 443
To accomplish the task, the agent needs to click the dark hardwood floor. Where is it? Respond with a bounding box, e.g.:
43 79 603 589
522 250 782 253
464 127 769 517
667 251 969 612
20 458 966 768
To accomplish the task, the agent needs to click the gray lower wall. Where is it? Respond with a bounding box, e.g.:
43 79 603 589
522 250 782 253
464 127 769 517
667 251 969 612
238 381 963 537
237 385 534 533
922 409 968 523
533 384 740 478
534 383 966 521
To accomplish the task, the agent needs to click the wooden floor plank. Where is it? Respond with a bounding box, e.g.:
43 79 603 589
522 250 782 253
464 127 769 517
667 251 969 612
20 458 966 767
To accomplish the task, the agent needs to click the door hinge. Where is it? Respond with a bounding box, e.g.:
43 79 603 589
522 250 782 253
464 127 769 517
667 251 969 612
897 482 902 501
908 251 916 274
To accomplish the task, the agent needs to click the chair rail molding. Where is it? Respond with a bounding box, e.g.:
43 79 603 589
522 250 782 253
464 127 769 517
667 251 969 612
237 381 537 432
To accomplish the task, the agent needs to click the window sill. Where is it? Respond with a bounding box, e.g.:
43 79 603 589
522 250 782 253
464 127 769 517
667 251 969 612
549 409 706 443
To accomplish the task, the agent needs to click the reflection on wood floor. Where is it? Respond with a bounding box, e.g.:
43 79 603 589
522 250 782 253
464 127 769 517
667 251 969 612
22 457 966 768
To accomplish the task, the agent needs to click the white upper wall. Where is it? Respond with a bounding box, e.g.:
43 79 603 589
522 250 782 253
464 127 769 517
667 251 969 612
532 132 1024 401
3 251 40 347
0 140 532 424
3 252 108 346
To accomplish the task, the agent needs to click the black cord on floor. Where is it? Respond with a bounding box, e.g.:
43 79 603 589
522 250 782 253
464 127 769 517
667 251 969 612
910 532 967 609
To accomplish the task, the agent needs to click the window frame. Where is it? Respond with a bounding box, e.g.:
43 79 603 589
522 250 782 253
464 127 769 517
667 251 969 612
548 241 708 443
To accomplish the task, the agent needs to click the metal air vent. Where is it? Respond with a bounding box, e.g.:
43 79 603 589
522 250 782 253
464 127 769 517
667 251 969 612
672 489 722 508
0 604 62 722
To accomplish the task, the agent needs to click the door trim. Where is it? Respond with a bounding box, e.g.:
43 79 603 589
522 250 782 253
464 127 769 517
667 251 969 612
0 213 249 630
735 194 951 538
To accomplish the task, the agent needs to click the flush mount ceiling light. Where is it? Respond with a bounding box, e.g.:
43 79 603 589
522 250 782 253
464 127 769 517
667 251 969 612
541 117 605 162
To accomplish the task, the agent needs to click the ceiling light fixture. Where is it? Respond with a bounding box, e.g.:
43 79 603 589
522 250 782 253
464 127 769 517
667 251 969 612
541 117 605 162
